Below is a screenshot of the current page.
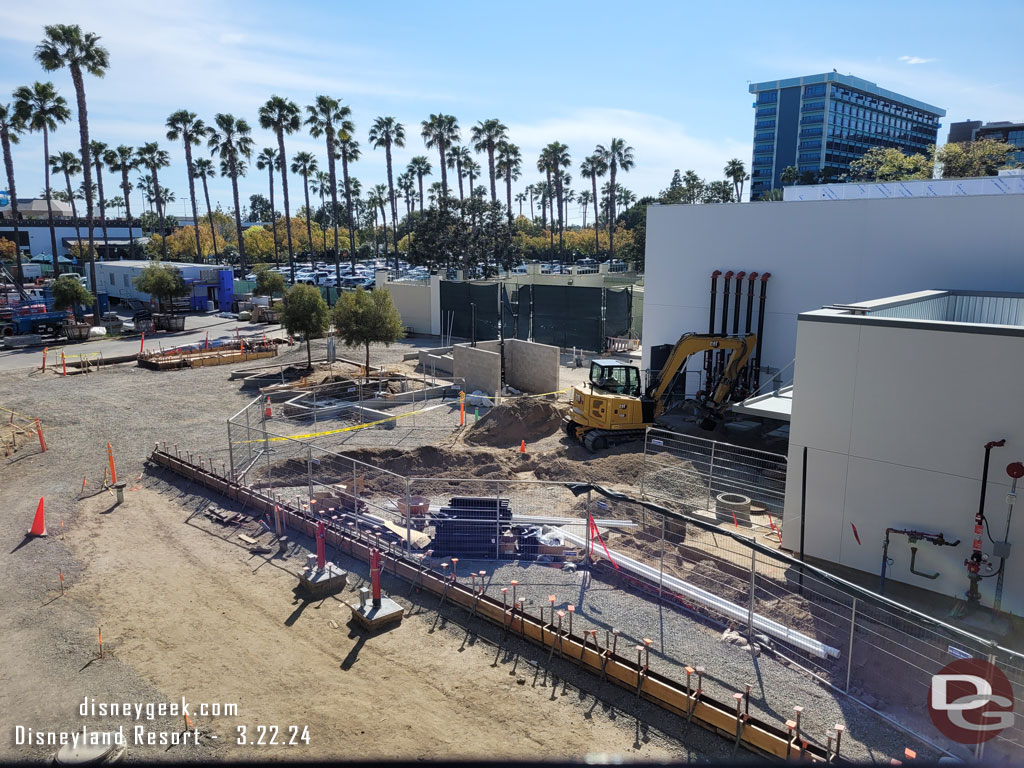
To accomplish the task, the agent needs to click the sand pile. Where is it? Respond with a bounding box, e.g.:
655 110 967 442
463 398 566 448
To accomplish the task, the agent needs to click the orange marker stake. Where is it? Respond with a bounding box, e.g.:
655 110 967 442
107 442 117 485
36 419 46 453
98 627 103 659
62 351 66 377
139 332 145 355
59 569 64 595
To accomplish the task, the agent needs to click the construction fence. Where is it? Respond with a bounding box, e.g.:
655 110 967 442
221 403 1024 762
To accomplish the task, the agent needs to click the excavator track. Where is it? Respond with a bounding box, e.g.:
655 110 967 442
582 428 646 453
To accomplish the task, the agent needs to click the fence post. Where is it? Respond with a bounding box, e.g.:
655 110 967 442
640 428 648 499
313 387 318 433
976 650 999 761
307 446 314 508
227 418 235 480
845 598 857 693
706 441 718 513
244 400 253 468
747 549 756 637
659 513 666 601
405 478 412 556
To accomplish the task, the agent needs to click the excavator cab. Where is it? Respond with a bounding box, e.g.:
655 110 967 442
589 359 642 397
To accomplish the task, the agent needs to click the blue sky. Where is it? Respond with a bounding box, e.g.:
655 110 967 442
1 0 1021 222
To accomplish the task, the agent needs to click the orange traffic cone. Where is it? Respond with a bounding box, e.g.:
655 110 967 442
264 403 272 419
28 497 47 537
520 440 526 454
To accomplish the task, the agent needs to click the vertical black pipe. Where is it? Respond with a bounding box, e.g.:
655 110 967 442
753 273 770 388
732 271 745 335
470 302 477 347
744 272 758 389
718 270 733 378
706 270 721 389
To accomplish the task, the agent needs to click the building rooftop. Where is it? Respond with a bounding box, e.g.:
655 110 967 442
748 71 945 117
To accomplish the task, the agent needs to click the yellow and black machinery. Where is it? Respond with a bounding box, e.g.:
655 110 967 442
564 333 756 452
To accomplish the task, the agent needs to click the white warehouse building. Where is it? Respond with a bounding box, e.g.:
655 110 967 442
780 290 1024 616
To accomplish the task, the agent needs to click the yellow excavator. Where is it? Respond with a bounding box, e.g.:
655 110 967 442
564 333 756 452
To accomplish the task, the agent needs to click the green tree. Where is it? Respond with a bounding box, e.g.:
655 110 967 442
421 113 460 202
191 157 219 261
248 193 274 223
935 138 1017 178
135 142 171 259
597 138 634 258
133 262 187 312
89 139 112 261
166 110 209 263
51 273 94 319
50 150 83 247
208 113 254 270
496 141 523 225
724 158 748 202
446 144 471 206
0 102 26 285
368 116 406 270
758 188 784 202
253 264 285 296
847 147 931 182
105 145 137 256
255 148 281 264
337 125 360 271
35 24 109 321
702 180 735 203
13 81 71 275
258 96 301 282
780 165 799 186
306 95 350 280
280 283 329 368
407 155 432 214
332 286 404 372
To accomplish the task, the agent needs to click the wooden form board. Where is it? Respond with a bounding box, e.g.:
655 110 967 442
150 449 845 762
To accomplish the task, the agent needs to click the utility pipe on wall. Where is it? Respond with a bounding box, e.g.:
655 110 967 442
753 273 771 388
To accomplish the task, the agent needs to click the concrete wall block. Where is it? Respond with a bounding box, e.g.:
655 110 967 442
506 339 560 393
453 343 501 394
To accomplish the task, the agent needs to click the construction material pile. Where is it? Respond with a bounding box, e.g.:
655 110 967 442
463 397 565 448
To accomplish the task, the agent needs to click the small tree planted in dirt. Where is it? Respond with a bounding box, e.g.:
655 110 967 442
332 286 404 372
254 264 285 297
133 262 188 312
51 275 95 321
280 283 329 369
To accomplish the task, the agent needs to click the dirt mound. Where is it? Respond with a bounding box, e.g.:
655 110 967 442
463 398 566 448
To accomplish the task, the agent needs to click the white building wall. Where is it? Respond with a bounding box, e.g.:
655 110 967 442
781 314 1024 615
642 195 1024 375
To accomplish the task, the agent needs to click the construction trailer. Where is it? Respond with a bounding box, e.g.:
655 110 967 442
91 260 234 312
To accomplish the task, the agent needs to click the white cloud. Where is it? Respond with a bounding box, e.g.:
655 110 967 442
899 55 936 65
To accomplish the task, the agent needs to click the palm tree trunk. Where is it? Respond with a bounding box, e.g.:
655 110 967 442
64 172 83 250
152 169 168 260
487 145 497 203
385 141 398 273
590 175 600 257
229 156 246 272
545 169 554 253
1 128 23 287
379 203 388 256
121 168 134 259
184 141 203 262
43 129 61 276
200 175 216 261
455 159 464 206
70 64 99 321
326 130 341 286
417 173 424 214
302 174 313 258
529 187 534 220
438 145 448 203
341 149 356 270
505 173 513 224
276 130 295 283
95 162 110 262
319 187 327 257
267 166 279 266
555 175 564 255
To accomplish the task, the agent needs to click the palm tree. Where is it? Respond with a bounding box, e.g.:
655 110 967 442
310 169 330 257
544 142 571 253
0 103 25 284
534 180 549 229
514 191 526 217
166 110 209 261
446 145 471 206
470 118 507 204
105 145 137 258
495 141 522 224
337 132 360 270
369 183 389 256
89 140 113 261
724 158 748 202
306 96 349 282
290 151 318 258
780 165 799 187
191 157 218 261
525 183 535 220
599 140 633 258
397 171 415 219
616 186 636 211
463 158 480 208
108 195 125 217
255 148 281 264
536 147 555 251
421 114 459 203
208 113 254 271
35 24 109 318
578 189 592 228
407 156 432 214
135 142 171 259
51 151 83 248
368 116 405 271
258 96 301 281
13 82 70 275
581 152 608 257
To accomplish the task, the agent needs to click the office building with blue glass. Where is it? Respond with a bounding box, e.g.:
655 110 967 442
748 73 945 200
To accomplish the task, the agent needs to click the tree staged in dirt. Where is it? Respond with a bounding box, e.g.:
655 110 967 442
51 274 95 320
133 262 187 312
332 286 404 372
281 283 330 369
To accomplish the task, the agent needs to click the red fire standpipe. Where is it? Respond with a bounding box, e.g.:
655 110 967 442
718 271 733 379
706 271 721 389
753 273 771 389
993 461 1022 613
743 273 758 391
371 548 382 608
315 520 326 571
